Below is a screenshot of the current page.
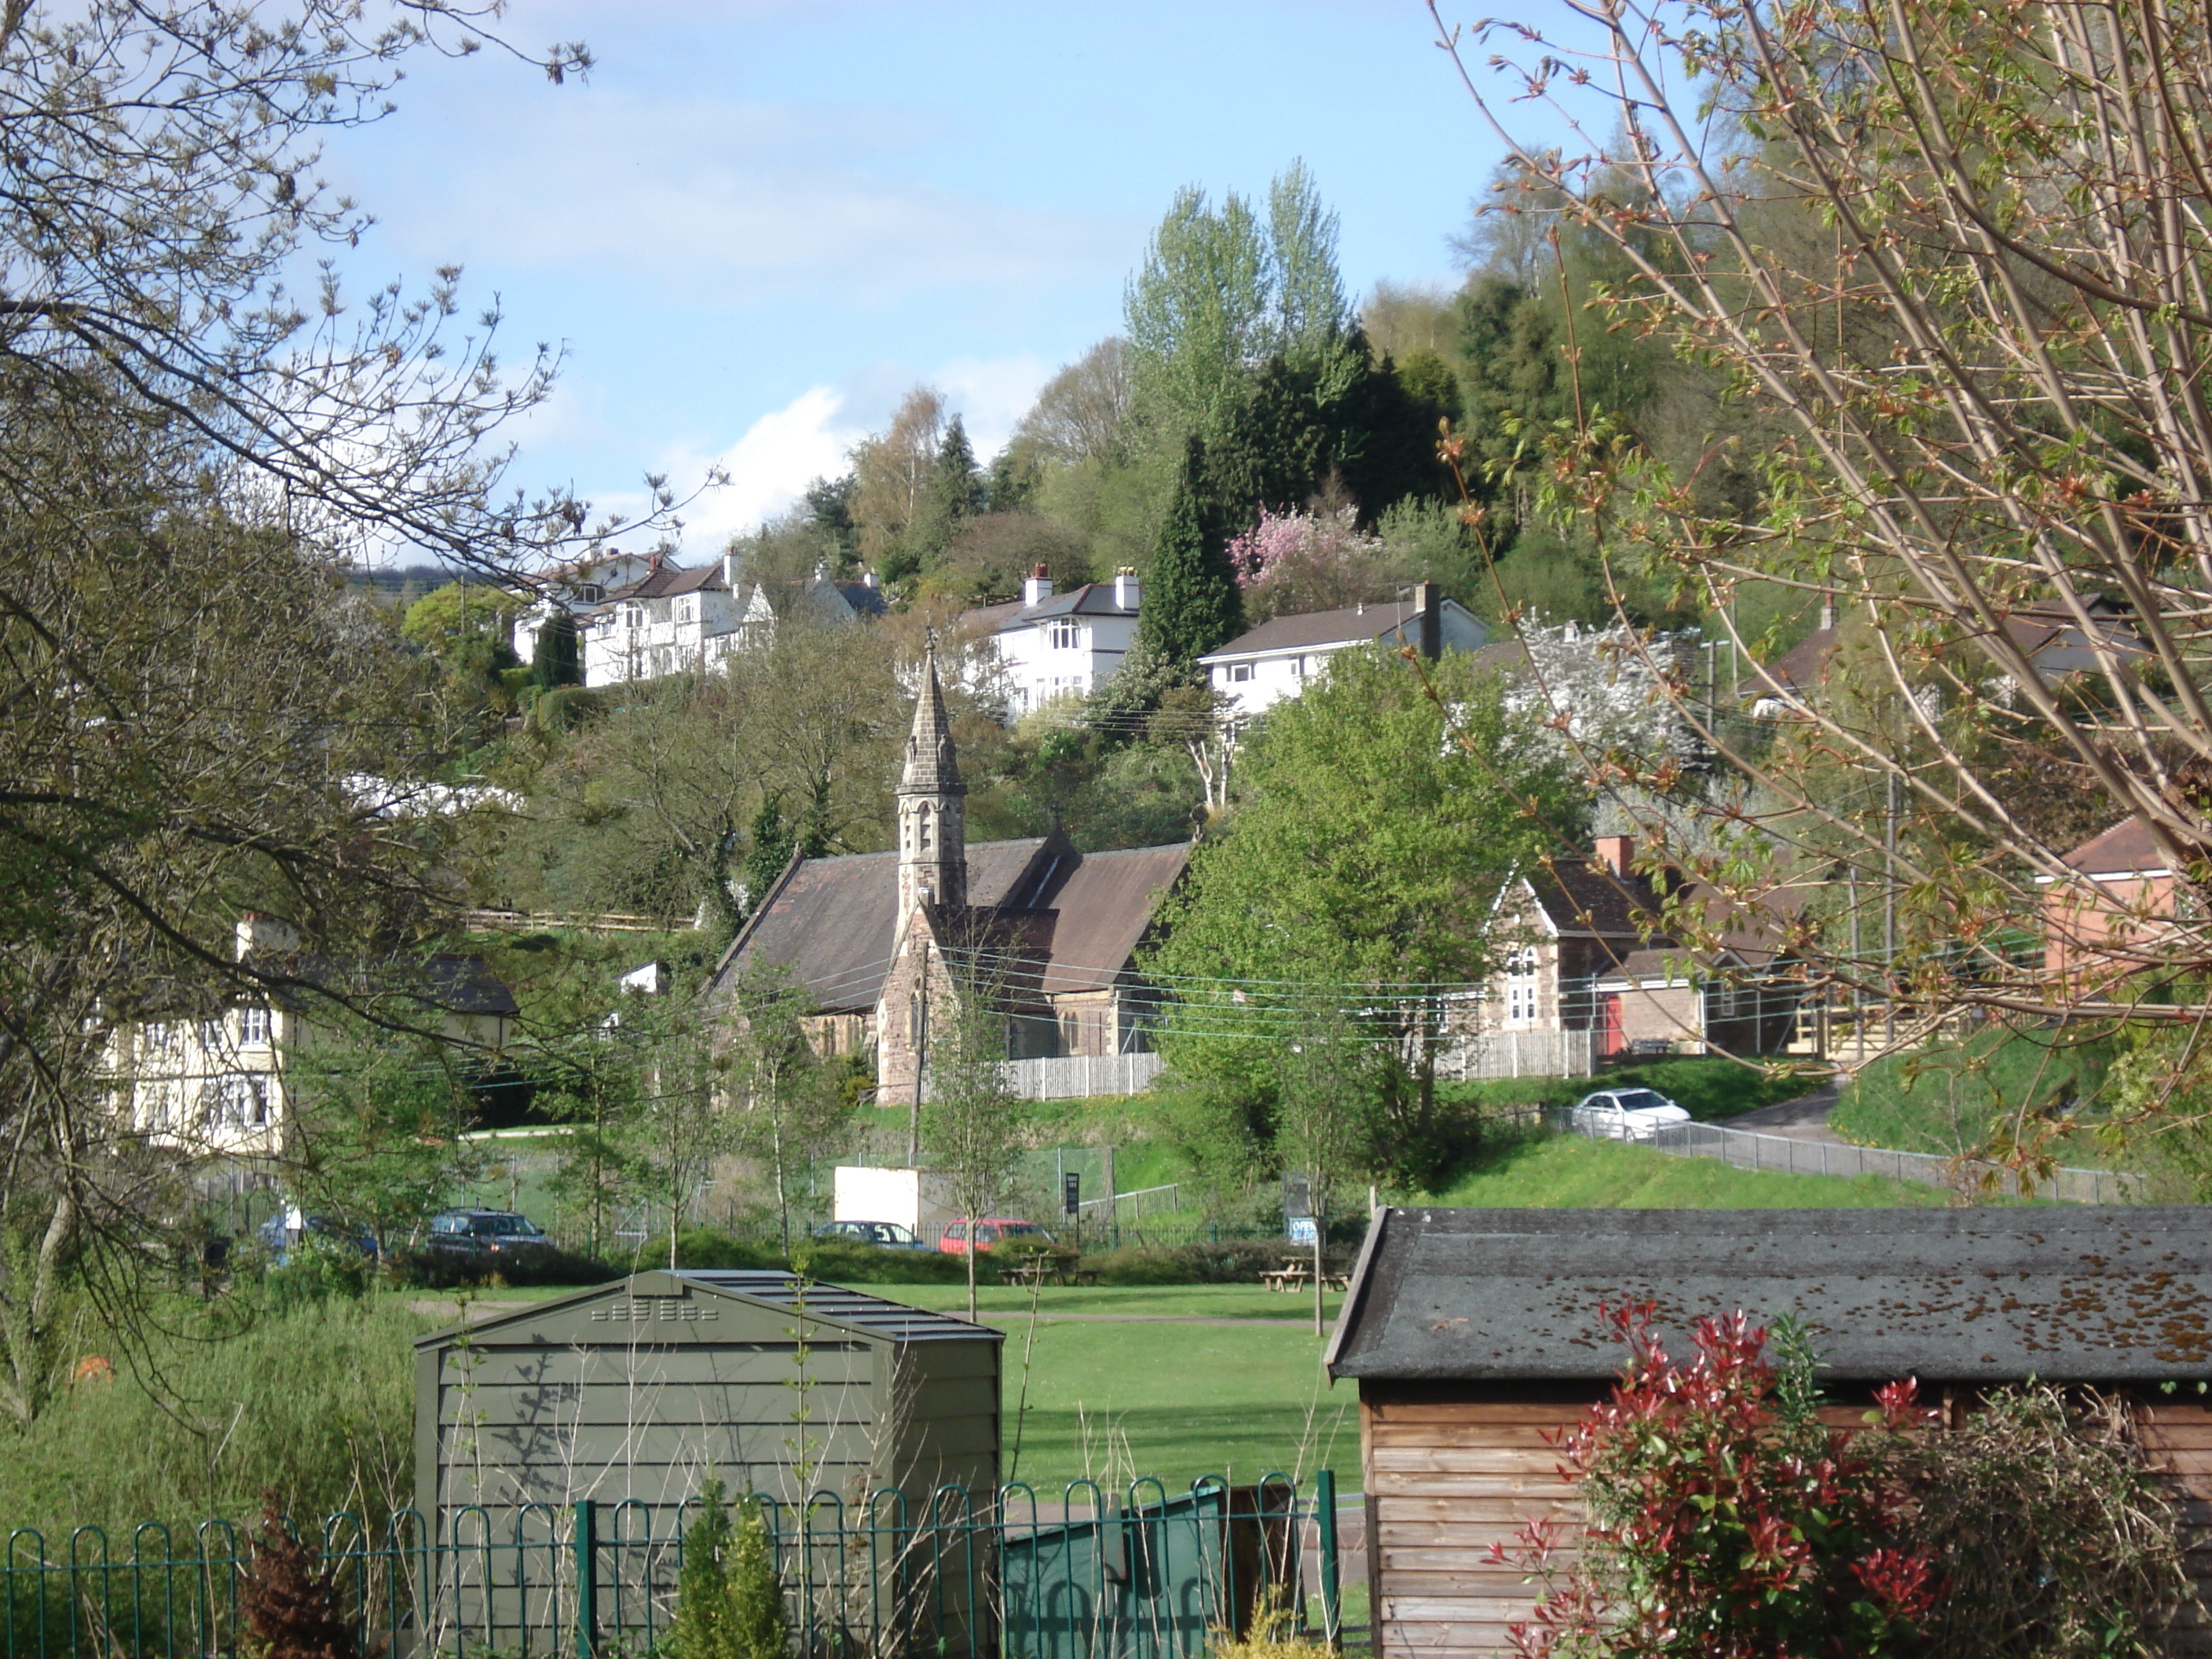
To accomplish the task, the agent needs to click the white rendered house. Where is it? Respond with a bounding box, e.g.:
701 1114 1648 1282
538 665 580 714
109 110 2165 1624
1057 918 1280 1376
580 555 885 687
1199 583 1488 720
105 916 517 1159
511 550 659 666
960 566 1142 716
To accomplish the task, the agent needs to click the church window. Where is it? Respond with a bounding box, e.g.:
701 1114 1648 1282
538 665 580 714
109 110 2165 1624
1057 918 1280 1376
908 993 925 1047
918 808 932 851
1060 1010 1082 1054
1504 948 1540 1023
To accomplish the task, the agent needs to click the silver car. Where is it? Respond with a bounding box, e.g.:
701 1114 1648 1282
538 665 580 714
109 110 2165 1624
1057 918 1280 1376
1570 1087 1691 1142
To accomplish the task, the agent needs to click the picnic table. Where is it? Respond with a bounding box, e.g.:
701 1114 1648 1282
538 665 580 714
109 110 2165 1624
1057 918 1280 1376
1259 1258 1350 1293
1001 1254 1100 1288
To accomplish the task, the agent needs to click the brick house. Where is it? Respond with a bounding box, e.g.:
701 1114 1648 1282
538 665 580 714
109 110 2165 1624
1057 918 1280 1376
2040 815 2196 998
1455 837 1809 1065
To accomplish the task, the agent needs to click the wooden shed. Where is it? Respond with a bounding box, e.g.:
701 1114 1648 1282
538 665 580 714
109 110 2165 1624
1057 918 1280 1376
415 1269 1002 1530
1324 1206 2212 1659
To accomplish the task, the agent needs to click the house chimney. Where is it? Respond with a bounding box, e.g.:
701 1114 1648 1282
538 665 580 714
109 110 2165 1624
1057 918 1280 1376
234 913 298 961
1418 579 1441 661
1591 836 1635 878
721 548 744 591
1023 563 1054 606
1818 590 1837 632
864 570 879 589
1115 566 1141 611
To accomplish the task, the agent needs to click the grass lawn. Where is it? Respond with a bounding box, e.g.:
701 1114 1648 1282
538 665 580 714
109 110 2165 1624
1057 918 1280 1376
1422 1133 1959 1208
848 1282 1353 1494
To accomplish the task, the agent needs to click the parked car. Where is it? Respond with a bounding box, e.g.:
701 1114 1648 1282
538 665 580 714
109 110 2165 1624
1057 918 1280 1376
423 1209 553 1258
936 1218 1054 1255
811 1220 927 1251
1570 1087 1691 1142
257 1207 379 1266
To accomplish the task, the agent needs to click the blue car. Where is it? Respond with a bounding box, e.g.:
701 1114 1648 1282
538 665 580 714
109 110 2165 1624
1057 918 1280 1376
258 1207 379 1265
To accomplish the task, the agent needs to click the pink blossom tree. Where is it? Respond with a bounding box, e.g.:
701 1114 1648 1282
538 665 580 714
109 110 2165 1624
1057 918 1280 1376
1225 507 1396 623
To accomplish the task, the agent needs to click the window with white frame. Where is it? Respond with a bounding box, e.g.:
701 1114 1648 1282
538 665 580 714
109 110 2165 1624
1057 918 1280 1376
208 1073 268 1126
1229 663 1253 683
1048 619 1080 650
197 1018 224 1052
1504 948 1540 1023
622 604 644 630
238 1005 270 1046
676 598 694 623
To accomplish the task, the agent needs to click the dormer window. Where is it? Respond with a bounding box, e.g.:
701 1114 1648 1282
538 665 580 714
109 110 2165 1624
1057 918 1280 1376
578 584 604 604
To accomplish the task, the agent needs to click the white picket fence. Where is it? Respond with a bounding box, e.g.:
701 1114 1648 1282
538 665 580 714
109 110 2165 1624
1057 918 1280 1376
999 1051 1165 1101
1438 1028 1597 1081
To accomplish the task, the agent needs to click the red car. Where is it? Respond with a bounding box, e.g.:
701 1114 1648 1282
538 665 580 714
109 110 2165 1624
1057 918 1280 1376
937 1218 1054 1254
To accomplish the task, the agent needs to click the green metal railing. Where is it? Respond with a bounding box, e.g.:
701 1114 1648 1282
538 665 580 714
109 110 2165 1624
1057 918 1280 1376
0 1474 1342 1659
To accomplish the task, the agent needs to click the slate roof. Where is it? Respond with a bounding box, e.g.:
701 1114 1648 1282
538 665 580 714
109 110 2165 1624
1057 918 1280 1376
1200 600 1438 661
1527 857 1669 939
707 835 1190 1015
1325 1206 2212 1386
961 582 1139 636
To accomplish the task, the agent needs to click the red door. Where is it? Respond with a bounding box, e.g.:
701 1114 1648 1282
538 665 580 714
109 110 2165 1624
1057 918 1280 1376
1600 994 1625 1057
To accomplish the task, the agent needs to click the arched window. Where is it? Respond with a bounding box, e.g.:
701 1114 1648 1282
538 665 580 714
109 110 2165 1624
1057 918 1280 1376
908 993 925 1047
918 806 933 852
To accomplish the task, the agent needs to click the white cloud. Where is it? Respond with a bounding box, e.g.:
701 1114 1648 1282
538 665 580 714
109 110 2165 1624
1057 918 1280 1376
634 352 1061 558
354 88 1137 309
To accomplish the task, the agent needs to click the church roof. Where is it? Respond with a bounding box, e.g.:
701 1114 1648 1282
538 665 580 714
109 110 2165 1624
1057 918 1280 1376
705 837 1189 1016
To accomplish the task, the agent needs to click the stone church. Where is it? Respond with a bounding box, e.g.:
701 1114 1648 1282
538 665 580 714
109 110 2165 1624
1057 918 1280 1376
703 648 1190 1094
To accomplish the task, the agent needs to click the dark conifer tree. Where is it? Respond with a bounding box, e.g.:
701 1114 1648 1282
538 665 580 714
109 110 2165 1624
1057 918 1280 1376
1139 434 1243 671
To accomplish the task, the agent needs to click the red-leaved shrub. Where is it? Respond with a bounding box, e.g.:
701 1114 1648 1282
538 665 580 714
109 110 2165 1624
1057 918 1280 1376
1487 1304 1938 1658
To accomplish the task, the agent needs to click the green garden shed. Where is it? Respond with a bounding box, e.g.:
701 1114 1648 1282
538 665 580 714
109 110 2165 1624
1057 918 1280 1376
414 1269 1002 1531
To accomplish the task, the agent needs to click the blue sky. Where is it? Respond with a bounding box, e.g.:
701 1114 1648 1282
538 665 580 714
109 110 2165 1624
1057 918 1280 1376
322 2 1540 561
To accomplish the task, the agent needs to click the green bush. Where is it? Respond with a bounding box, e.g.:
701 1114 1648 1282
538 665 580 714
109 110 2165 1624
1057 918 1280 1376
668 1480 788 1659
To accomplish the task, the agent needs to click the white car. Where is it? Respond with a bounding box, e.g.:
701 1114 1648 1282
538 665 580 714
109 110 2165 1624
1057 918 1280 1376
1570 1087 1691 1142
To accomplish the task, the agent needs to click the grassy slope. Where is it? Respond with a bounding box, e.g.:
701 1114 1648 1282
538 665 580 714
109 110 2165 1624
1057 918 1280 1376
1444 1055 1816 1122
1423 1133 1957 1209
1829 1029 2122 1162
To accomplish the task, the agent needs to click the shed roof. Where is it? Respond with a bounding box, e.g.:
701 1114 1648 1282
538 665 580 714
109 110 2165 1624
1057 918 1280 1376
413 1269 998 1350
1325 1205 2212 1386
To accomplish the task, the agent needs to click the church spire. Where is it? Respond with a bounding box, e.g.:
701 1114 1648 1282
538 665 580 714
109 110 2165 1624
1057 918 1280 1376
896 641 967 919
